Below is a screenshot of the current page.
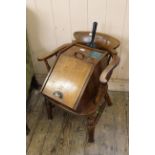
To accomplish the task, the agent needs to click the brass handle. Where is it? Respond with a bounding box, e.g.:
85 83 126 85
74 51 85 60
53 91 63 99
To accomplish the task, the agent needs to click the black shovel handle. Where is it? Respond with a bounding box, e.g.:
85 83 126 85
89 22 98 48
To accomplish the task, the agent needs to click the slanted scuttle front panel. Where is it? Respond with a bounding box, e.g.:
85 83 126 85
42 55 92 109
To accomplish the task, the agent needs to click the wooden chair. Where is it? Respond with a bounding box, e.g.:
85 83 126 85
38 32 120 142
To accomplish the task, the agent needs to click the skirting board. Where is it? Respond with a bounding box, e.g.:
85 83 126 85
35 74 129 92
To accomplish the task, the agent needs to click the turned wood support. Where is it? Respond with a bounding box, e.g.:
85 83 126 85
45 97 54 120
95 100 106 124
87 114 96 143
87 98 107 143
44 60 51 71
105 92 112 106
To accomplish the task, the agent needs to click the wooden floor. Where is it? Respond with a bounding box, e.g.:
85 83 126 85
26 89 129 155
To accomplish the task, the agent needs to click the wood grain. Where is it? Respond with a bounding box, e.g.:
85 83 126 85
27 90 129 155
41 108 65 155
42 55 93 109
109 91 129 155
26 94 45 151
69 116 87 155
27 110 51 155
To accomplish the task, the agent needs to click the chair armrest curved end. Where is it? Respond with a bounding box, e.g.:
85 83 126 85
99 76 107 84
99 55 120 84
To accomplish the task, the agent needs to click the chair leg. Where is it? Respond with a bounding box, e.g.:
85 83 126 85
45 97 53 120
105 92 112 106
86 98 107 143
31 75 40 89
87 115 96 143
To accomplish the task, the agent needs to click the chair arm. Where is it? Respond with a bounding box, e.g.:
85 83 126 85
37 43 71 61
105 48 118 55
99 54 120 84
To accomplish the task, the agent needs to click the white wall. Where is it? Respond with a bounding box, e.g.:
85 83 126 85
26 0 129 91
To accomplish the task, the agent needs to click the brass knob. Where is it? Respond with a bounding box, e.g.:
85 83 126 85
53 91 63 99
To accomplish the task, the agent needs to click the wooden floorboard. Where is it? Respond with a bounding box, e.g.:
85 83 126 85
27 90 129 155
26 90 45 150
110 92 128 155
27 107 50 155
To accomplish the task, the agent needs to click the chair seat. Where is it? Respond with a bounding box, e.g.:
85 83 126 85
47 84 107 116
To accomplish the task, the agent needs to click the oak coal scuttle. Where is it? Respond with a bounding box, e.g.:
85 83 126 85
38 22 120 142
